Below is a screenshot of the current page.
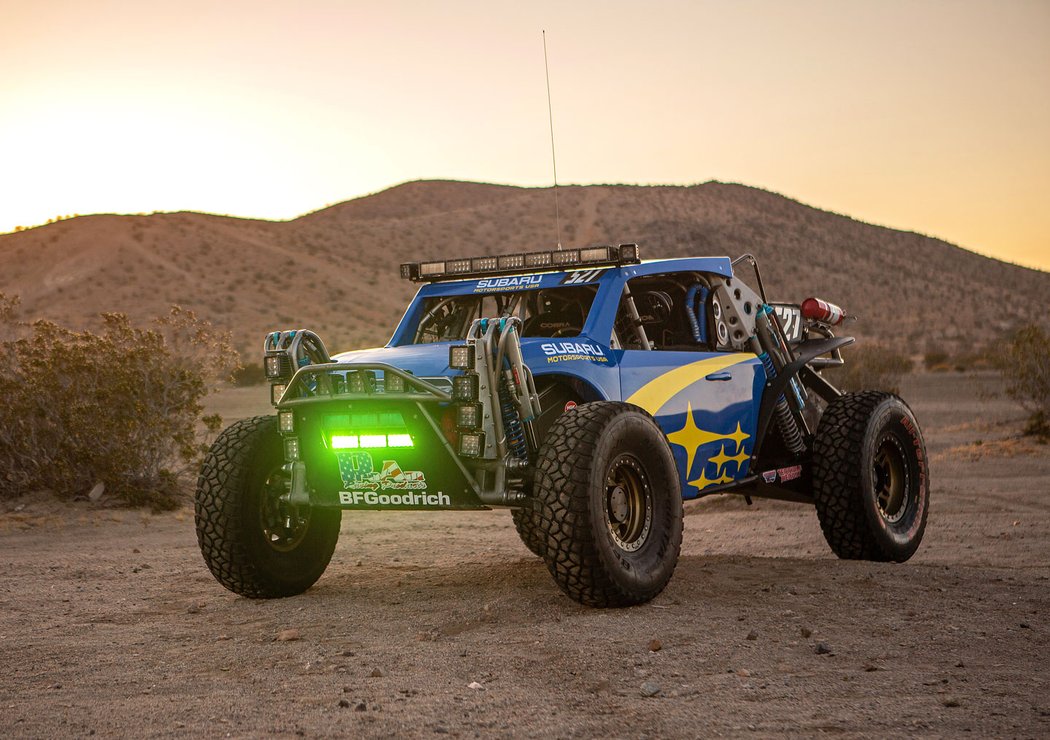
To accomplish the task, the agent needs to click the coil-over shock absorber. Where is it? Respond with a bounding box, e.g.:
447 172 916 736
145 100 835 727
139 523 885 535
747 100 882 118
753 305 806 455
499 373 529 461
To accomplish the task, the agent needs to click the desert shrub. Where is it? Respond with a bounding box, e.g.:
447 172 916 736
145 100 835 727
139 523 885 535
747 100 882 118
924 350 949 370
993 324 1050 439
231 362 265 387
828 343 914 395
0 300 237 509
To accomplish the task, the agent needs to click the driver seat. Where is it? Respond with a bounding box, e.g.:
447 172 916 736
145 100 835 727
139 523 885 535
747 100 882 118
522 299 584 337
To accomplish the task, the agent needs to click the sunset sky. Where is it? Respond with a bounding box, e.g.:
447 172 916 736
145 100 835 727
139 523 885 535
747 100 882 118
1 0 1047 270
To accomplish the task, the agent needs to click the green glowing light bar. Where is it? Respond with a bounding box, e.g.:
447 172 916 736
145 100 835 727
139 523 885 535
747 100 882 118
359 434 387 448
330 433 415 450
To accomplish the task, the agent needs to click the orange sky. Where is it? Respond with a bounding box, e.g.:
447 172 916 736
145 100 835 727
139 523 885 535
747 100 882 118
1 0 1047 270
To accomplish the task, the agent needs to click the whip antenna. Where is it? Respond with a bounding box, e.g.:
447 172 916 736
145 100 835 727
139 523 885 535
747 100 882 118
542 30 562 249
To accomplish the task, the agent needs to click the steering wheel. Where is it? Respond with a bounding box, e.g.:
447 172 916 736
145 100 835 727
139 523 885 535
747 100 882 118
638 290 672 325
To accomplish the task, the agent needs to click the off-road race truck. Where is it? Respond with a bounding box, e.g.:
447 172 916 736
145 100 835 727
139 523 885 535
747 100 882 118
195 244 929 607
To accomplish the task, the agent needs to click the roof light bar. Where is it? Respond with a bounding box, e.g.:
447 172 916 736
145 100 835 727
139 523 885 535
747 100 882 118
400 244 641 283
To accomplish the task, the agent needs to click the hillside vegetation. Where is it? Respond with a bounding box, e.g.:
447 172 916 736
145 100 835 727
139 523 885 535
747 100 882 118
1 180 1046 357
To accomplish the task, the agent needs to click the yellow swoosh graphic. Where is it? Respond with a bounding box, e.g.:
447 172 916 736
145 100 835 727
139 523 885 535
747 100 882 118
625 353 754 415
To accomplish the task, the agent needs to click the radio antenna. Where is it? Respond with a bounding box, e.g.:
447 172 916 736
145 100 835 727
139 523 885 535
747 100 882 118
542 30 562 249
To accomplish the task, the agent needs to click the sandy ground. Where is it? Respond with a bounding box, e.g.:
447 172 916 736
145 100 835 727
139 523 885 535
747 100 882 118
1 373 1048 738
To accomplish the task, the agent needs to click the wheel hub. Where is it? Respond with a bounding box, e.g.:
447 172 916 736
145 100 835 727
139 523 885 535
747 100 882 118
604 455 653 553
873 435 909 524
259 467 311 552
608 486 630 524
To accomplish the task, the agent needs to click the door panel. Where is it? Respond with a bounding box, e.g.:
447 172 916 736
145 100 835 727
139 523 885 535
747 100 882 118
618 350 765 498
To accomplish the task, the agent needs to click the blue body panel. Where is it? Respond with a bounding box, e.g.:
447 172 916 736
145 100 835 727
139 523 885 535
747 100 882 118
335 257 763 498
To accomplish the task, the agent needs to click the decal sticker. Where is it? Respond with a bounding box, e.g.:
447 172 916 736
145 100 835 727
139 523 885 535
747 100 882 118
771 304 803 344
624 354 753 415
473 275 543 293
776 464 802 482
338 490 451 507
564 400 577 412
540 341 609 364
336 454 427 492
665 401 752 492
762 470 777 484
559 269 606 285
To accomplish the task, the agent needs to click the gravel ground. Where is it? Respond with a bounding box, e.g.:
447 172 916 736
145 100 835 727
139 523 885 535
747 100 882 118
1 373 1048 738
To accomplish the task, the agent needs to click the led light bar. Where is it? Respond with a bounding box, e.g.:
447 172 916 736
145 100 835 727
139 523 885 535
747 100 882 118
331 433 414 450
271 383 287 406
279 410 295 433
284 437 300 461
400 244 641 283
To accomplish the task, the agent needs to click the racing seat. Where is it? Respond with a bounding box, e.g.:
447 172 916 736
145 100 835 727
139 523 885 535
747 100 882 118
522 297 585 337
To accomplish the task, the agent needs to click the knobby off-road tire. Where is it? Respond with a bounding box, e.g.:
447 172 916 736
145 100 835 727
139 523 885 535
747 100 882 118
533 402 684 607
511 382 582 559
812 391 929 562
511 503 547 558
195 416 341 598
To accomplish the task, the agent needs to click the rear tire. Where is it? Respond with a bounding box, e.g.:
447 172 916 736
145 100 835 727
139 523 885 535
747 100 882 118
533 402 683 607
812 391 929 562
195 416 341 598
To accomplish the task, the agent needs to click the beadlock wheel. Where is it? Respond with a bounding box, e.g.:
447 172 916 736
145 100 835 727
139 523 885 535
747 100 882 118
195 416 341 598
813 391 930 562
532 402 684 607
604 454 654 553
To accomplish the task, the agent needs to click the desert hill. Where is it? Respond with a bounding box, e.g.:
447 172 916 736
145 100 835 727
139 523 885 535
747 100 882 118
1 180 1046 360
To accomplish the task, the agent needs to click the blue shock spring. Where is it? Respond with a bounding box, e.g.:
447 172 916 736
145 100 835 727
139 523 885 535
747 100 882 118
759 351 805 454
500 380 528 461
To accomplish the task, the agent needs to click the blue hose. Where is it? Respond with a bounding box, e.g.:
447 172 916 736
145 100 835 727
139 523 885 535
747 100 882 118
685 285 709 344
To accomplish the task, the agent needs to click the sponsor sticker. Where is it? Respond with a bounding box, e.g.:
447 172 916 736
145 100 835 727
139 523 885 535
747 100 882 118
762 470 777 484
540 341 609 364
336 453 427 492
564 400 577 412
776 464 802 482
474 275 543 293
338 490 451 507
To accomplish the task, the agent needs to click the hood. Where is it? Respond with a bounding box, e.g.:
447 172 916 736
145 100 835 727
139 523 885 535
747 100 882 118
331 343 456 379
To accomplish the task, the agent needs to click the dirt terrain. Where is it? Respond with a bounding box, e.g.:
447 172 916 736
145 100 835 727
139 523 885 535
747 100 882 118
1 372 1048 738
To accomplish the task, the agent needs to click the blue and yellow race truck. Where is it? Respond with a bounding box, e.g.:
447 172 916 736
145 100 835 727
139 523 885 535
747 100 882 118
195 245 929 607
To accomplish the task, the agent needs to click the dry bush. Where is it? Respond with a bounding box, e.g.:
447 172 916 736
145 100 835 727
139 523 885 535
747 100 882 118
231 362 265 387
828 343 914 395
0 299 237 509
993 324 1050 439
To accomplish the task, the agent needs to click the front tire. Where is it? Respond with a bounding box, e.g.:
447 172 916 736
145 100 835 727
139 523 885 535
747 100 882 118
812 391 929 562
195 416 341 598
511 504 547 558
533 402 684 607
